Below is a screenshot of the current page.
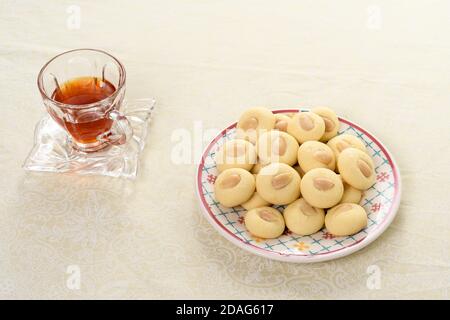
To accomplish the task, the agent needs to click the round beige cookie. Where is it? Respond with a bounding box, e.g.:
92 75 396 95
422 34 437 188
214 168 255 207
236 107 276 144
241 192 271 210
283 198 325 236
312 107 340 142
338 148 375 190
297 141 336 173
340 182 363 204
256 163 301 205
327 134 367 160
300 168 344 208
215 139 257 173
244 207 285 239
257 130 299 166
287 111 325 143
325 203 368 236
273 114 291 132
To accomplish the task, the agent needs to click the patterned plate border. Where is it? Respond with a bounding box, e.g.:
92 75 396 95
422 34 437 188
195 109 401 263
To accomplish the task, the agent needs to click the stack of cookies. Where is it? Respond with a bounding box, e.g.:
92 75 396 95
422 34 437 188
214 107 375 239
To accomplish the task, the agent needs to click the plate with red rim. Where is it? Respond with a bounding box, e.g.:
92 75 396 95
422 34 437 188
195 109 401 263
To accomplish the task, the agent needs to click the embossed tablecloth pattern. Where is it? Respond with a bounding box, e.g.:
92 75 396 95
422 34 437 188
0 0 449 299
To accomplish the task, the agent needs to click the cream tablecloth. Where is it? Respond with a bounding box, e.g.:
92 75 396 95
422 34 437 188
0 0 449 299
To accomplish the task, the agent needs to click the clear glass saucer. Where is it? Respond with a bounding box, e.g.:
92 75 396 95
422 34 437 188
23 98 156 179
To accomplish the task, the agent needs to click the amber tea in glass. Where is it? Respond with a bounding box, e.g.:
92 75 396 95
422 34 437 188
37 49 132 152
51 76 116 144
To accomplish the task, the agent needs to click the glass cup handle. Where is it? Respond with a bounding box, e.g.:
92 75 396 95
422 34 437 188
97 110 133 146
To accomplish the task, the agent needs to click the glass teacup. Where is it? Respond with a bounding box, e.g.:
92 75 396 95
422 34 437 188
37 48 132 152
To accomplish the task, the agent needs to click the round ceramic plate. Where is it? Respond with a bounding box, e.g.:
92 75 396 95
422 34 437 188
196 109 401 263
